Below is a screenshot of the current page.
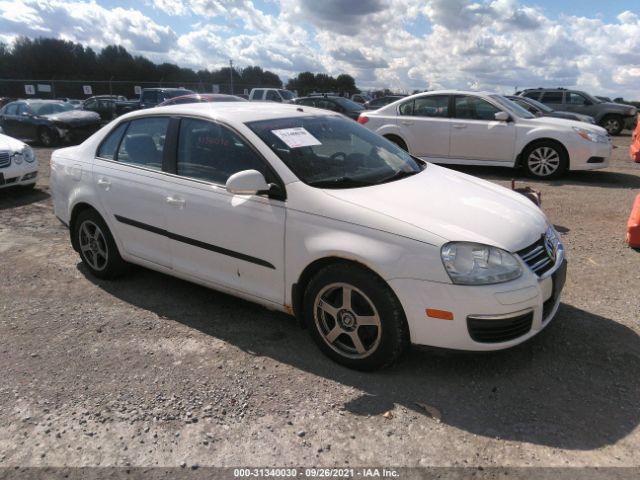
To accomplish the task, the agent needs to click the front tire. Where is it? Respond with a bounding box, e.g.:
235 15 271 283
599 115 624 136
74 210 127 279
303 264 409 371
521 141 568 179
38 127 57 147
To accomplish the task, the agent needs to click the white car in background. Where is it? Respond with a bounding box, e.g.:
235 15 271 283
358 90 611 179
0 132 38 189
51 103 566 370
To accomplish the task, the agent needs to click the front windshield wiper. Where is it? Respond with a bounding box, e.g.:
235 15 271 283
307 176 375 188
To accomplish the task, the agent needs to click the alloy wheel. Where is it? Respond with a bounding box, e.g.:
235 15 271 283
313 282 382 359
527 146 561 177
78 220 109 271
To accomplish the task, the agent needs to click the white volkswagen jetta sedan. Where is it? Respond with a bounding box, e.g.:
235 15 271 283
0 132 38 189
358 90 611 179
51 102 566 370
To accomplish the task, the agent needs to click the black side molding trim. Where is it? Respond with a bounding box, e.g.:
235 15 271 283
114 215 276 270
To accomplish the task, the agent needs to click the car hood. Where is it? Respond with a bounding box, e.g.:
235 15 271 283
317 164 548 252
42 110 101 124
547 111 595 123
529 115 607 134
0 132 26 152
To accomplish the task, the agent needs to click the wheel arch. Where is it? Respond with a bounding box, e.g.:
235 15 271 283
383 133 408 150
291 256 405 328
517 137 570 169
69 202 100 252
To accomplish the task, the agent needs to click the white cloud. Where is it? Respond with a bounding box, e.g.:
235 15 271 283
0 0 176 53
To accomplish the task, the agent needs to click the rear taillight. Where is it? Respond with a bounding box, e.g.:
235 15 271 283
357 115 369 125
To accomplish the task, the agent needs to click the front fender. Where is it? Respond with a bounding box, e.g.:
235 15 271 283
284 209 448 305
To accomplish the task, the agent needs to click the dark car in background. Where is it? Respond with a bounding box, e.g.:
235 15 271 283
517 87 637 135
82 97 120 121
363 95 406 110
115 88 195 113
157 93 247 106
293 95 365 120
0 100 101 146
506 95 596 124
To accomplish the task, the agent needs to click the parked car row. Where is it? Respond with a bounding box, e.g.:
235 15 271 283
357 90 612 179
51 101 567 370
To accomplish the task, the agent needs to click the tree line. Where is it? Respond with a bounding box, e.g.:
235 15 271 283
0 37 360 97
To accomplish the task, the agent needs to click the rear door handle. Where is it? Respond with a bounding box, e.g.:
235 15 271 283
453 124 467 129
97 177 111 189
165 195 186 208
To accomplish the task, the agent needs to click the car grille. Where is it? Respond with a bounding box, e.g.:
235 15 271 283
517 236 555 277
0 151 10 168
467 312 534 343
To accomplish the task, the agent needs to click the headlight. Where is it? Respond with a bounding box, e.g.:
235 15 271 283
629 108 637 116
12 152 23 164
441 242 522 285
23 146 35 163
573 127 608 143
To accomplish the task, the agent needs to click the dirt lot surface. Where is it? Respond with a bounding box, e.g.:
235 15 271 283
1 135 639 469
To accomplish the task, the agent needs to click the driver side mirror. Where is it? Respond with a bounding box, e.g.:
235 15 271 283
225 169 270 196
583 100 592 106
495 111 510 122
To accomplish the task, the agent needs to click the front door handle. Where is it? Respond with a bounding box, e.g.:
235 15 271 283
400 120 413 125
97 178 111 189
165 195 186 208
453 124 467 129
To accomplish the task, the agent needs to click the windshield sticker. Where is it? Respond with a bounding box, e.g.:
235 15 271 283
272 127 321 148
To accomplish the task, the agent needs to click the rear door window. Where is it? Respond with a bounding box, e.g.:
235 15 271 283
539 91 564 104
252 89 265 100
116 117 169 170
412 96 449 118
97 122 129 160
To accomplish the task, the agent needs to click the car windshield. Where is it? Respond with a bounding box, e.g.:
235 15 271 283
31 102 75 115
279 90 295 100
490 95 536 119
247 115 424 189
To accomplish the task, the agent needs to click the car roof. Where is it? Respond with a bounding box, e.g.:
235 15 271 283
123 101 335 125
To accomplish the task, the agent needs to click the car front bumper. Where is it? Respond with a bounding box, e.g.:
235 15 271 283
389 259 567 351
0 161 39 189
568 139 612 171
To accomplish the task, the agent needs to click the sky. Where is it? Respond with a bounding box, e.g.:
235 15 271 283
0 0 639 98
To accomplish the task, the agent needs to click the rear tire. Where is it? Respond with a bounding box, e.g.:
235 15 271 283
74 209 127 279
303 263 409 371
521 141 568 179
599 115 624 136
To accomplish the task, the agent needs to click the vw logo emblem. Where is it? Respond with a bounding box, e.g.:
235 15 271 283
544 231 556 262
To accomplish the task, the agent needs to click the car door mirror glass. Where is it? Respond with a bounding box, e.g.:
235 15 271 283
494 111 510 122
225 169 270 195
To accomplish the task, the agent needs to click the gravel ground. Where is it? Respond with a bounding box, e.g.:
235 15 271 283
0 135 639 469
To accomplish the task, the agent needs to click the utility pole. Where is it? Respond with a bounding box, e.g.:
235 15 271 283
229 59 234 95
